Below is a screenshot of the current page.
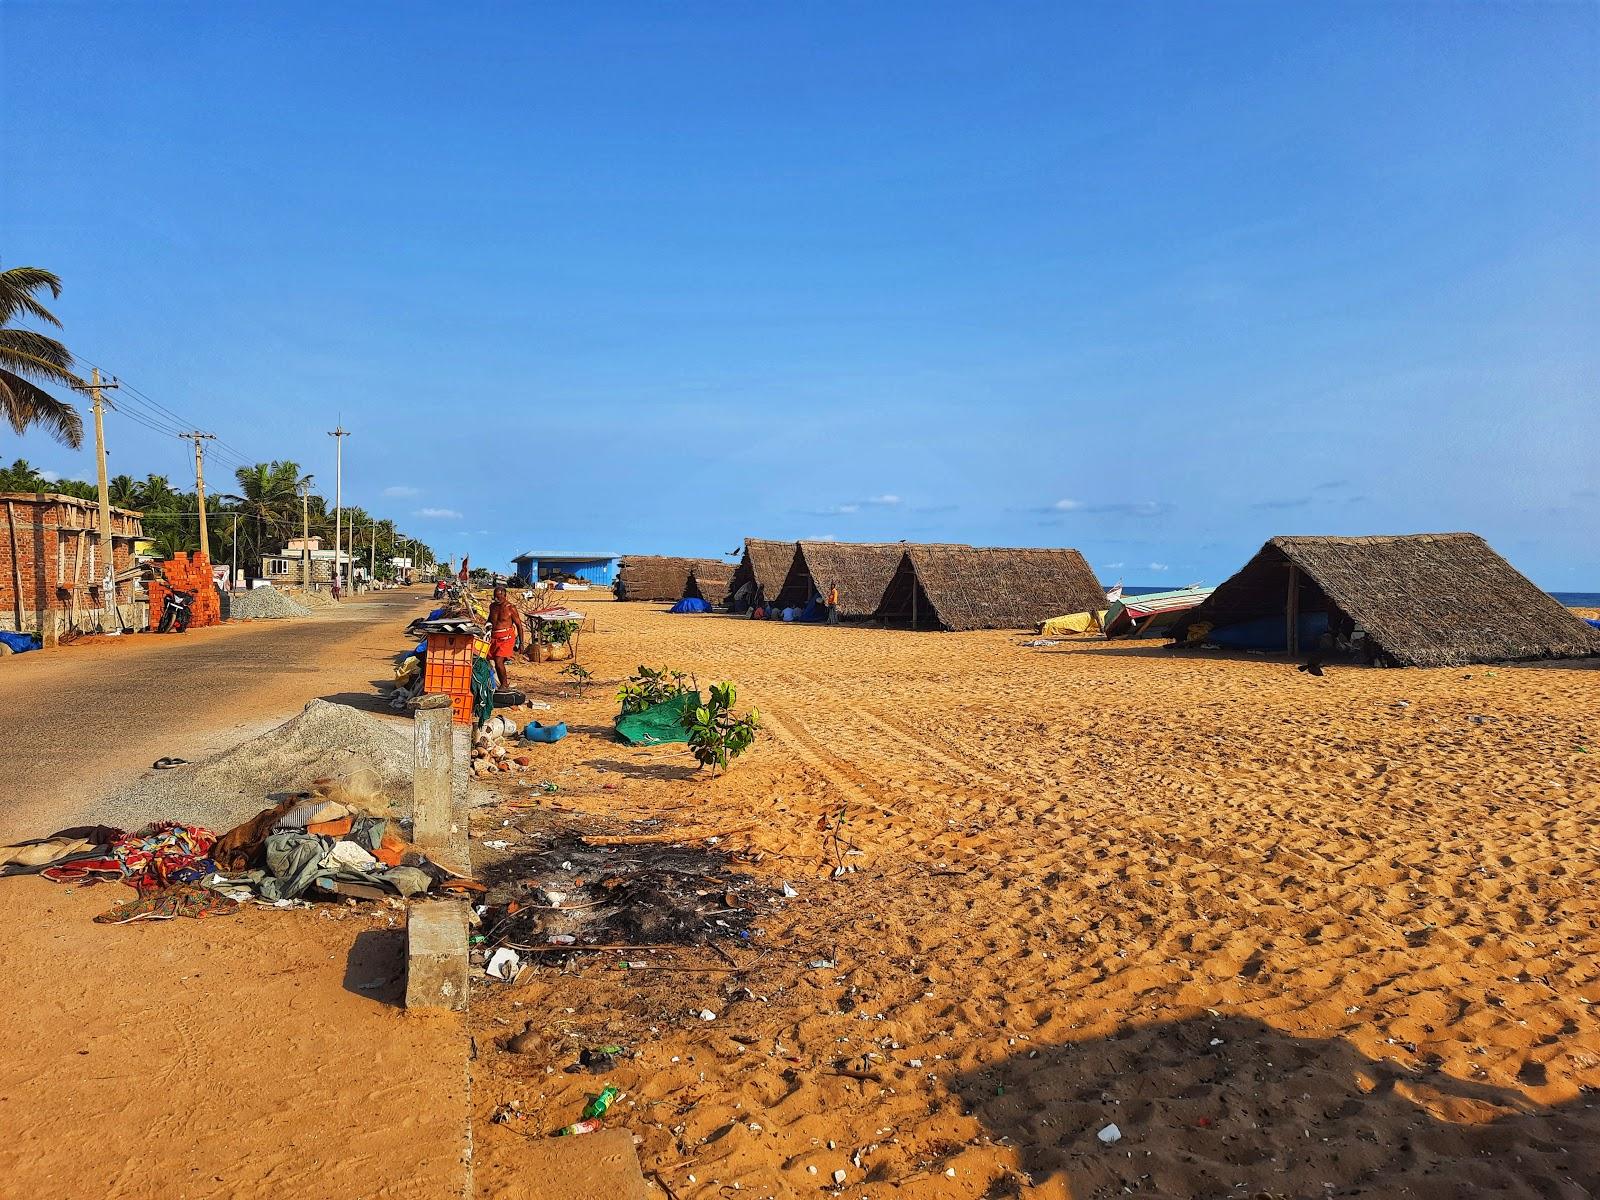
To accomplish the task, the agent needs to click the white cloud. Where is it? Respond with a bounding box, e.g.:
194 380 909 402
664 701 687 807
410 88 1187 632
1147 561 1169 571
1102 561 1125 570
384 485 420 497
39 469 62 482
803 533 837 542
1051 499 1085 511
414 507 462 519
864 494 902 507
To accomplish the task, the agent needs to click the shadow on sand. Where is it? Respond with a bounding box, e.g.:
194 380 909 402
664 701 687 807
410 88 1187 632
342 927 406 1008
584 756 700 782
953 1013 1598 1197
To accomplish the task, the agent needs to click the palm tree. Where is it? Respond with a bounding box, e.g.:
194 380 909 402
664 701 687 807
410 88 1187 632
234 460 309 569
108 473 140 508
138 473 180 511
0 267 84 447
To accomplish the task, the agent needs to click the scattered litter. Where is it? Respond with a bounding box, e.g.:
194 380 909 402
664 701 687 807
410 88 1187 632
482 839 511 850
1209 1038 1224 1046
808 958 837 970
832 1169 847 1185
486 947 521 980
1097 1123 1122 1144
151 757 190 770
698 1008 718 1021
781 882 798 898
578 1046 622 1073
547 933 576 945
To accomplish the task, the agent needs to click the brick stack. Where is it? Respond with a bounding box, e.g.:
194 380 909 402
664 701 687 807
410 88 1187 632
146 553 222 630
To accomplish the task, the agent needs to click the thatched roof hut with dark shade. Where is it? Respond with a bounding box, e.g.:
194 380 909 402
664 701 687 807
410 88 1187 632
773 541 922 619
614 556 728 602
683 560 736 605
724 539 796 610
875 546 1106 631
1168 533 1600 668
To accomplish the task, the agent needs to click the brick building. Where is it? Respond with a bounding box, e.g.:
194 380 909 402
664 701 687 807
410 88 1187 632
0 492 145 638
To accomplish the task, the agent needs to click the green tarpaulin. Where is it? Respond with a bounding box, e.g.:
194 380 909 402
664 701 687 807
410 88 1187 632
614 691 697 746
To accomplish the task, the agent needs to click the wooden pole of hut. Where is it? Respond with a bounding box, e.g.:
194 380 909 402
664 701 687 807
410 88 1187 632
1286 562 1300 657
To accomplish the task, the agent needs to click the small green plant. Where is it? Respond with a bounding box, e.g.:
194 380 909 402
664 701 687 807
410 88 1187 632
617 665 694 715
542 618 579 646
681 681 760 775
562 662 592 695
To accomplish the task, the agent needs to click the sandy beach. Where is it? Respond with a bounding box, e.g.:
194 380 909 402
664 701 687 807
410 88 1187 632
469 596 1599 1199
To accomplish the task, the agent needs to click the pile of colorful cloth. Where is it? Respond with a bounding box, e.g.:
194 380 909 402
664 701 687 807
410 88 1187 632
4 777 480 924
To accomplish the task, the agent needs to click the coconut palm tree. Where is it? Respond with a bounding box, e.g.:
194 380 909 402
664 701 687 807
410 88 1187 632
108 473 141 508
234 460 311 572
0 267 84 447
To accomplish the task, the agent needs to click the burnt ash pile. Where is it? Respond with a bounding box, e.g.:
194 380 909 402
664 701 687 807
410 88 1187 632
480 833 772 950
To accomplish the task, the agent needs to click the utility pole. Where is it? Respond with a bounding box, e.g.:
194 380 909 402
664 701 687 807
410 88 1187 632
300 481 312 588
230 514 239 591
180 431 217 559
328 425 349 592
69 368 120 616
369 521 376 585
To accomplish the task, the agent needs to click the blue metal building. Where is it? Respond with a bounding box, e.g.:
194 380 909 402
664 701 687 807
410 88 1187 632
510 551 621 586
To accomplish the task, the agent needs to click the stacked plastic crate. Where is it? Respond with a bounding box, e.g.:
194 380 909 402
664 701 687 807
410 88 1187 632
423 627 479 724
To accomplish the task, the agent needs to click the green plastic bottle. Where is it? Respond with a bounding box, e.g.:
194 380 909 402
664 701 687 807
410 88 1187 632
582 1085 621 1119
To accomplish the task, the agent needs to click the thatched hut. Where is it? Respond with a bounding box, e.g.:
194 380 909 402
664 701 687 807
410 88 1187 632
683 560 736 605
874 546 1106 631
1167 533 1600 667
615 556 727 602
724 539 796 611
773 541 922 619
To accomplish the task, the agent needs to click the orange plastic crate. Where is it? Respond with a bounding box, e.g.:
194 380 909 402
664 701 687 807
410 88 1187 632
451 693 475 725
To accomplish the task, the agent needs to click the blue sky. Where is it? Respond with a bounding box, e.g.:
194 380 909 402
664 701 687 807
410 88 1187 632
3 3 1595 586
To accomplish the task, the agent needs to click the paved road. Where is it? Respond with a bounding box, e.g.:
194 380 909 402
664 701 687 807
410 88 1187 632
0 588 430 840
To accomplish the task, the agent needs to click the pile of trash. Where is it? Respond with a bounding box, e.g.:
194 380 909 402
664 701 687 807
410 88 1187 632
471 712 563 777
3 774 480 923
229 585 313 620
474 831 772 969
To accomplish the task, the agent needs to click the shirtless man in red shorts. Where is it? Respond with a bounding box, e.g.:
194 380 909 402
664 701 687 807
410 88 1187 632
486 583 524 688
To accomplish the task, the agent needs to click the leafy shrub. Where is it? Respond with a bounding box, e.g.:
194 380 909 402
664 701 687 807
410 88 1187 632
681 682 760 774
542 618 579 645
561 663 592 695
617 665 694 715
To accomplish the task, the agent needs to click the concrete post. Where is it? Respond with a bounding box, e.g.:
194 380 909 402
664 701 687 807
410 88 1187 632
413 693 454 847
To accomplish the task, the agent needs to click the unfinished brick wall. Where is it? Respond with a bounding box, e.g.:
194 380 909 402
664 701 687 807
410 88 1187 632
0 493 145 637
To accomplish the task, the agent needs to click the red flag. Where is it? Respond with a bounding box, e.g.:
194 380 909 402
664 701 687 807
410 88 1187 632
458 555 470 581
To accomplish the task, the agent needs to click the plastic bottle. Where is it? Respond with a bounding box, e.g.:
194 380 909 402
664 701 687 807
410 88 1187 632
582 1085 621 1119
556 1118 602 1137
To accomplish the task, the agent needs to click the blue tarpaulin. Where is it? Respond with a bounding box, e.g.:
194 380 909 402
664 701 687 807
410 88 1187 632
0 631 39 654
669 597 711 614
1206 612 1330 651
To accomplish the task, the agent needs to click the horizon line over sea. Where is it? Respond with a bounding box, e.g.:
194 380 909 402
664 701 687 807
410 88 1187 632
1112 586 1600 607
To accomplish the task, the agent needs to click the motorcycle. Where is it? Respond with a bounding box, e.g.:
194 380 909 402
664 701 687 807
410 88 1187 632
156 587 195 633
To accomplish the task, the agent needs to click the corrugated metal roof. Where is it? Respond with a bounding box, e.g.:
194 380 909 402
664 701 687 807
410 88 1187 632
511 551 621 562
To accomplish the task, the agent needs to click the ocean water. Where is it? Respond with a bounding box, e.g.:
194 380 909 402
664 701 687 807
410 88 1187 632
1111 587 1600 606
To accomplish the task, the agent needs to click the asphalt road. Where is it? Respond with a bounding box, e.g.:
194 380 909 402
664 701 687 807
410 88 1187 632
0 587 431 841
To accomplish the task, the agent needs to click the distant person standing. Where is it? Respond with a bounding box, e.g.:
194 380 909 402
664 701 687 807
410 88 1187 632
487 583 524 689
826 580 841 624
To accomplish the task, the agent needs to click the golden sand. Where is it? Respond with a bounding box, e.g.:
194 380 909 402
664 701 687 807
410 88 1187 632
471 599 1600 1199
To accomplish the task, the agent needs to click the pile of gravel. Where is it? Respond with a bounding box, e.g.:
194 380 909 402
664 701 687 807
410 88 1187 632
229 585 312 620
286 588 338 609
106 698 415 831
